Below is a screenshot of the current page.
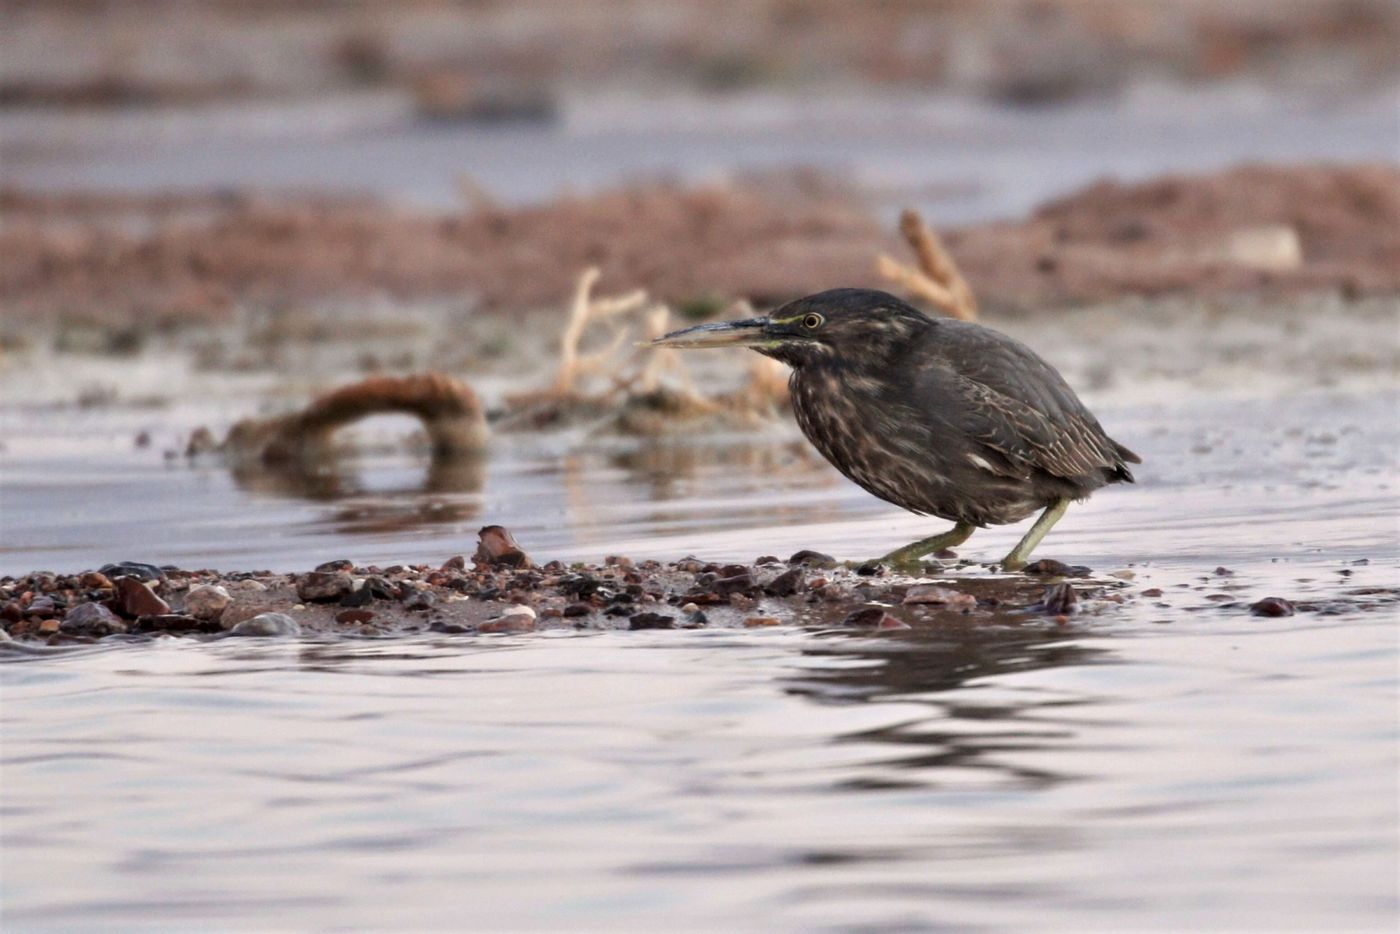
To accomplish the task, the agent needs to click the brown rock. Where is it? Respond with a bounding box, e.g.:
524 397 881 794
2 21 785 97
475 525 531 569
79 571 113 590
61 602 126 636
1041 583 1079 615
297 571 352 603
902 584 976 607
479 613 536 633
114 576 171 617
37 618 60 635
841 608 908 628
335 609 375 624
743 616 781 628
764 567 804 597
1250 597 1295 617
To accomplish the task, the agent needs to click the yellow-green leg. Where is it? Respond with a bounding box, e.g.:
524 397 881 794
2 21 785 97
880 521 975 571
1001 498 1070 571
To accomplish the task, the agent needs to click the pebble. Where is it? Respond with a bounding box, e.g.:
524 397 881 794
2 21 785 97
38 618 60 635
140 614 210 633
712 573 755 597
789 550 837 568
218 604 266 629
764 567 804 597
841 607 907 629
228 579 268 592
628 612 675 630
79 571 113 590
183 584 231 621
114 576 171 617
479 613 536 633
1023 559 1092 578
743 616 781 627
902 584 976 607
61 602 127 636
296 571 352 603
475 525 531 569
24 595 58 618
403 590 438 611
314 558 354 573
679 602 700 614
335 609 375 624
1040 583 1079 615
1250 597 1295 617
99 561 166 582
228 613 301 637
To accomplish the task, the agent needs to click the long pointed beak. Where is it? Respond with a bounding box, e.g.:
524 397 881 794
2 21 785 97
650 317 770 349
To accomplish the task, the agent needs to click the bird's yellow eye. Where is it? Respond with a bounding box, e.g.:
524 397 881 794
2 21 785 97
802 313 824 330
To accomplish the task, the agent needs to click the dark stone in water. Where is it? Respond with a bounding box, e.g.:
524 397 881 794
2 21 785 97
138 614 218 634
629 612 674 630
841 607 907 628
61 602 127 636
854 561 884 577
429 621 471 634
315 558 354 573
99 562 166 582
1040 583 1079 615
335 609 375 624
1023 559 1093 578
563 603 591 618
764 567 804 597
789 550 837 568
1250 597 1295 617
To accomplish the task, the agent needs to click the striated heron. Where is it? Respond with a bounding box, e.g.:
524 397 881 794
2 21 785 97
652 288 1140 570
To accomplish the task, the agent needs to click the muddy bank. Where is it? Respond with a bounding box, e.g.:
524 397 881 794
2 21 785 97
5 1 1397 111
4 164 1398 332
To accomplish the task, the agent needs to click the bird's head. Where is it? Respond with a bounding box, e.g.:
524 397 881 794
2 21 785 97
651 288 932 368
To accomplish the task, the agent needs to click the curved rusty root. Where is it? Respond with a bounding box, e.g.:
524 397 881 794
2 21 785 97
876 208 979 321
226 372 487 464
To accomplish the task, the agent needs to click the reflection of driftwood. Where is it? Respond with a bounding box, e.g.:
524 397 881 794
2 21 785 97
877 209 978 321
225 373 487 464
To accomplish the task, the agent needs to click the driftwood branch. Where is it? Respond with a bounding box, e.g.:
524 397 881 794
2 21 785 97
225 373 486 464
876 208 978 320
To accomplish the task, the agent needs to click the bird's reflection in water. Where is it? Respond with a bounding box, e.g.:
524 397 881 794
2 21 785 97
784 625 1110 791
228 451 485 533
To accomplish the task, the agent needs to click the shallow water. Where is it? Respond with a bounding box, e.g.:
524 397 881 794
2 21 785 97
2 382 1398 930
